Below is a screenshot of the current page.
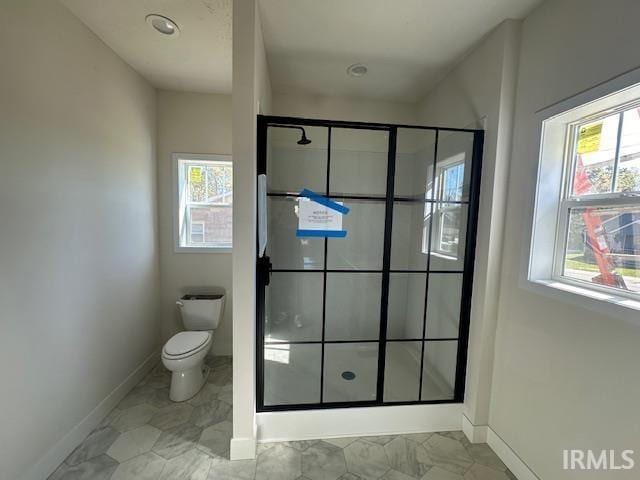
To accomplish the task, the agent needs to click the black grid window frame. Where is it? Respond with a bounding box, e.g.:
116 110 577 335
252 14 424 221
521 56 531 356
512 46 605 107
256 115 484 412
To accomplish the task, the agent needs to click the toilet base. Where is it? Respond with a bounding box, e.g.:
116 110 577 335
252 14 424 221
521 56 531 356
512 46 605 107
169 364 210 402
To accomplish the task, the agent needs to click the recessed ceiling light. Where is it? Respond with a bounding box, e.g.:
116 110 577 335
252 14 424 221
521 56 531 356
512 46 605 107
347 63 368 77
145 14 180 37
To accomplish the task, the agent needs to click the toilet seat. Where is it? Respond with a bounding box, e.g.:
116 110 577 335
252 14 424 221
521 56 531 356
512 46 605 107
162 331 211 359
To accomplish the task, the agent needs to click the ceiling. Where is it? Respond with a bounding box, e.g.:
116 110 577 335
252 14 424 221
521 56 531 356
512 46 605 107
259 0 542 102
61 0 541 102
62 0 232 94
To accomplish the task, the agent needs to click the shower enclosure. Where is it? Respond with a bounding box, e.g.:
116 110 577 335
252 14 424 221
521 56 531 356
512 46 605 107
256 115 483 411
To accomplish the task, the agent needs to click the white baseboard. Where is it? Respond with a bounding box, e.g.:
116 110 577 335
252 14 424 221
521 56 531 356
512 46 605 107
23 348 161 480
256 403 462 443
461 414 488 443
486 427 540 480
230 437 257 460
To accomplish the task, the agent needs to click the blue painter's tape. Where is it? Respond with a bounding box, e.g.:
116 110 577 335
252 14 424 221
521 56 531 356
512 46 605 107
300 189 350 215
296 229 347 238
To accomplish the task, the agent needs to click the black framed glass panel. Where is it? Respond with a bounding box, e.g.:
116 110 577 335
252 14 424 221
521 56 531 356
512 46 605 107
257 116 483 411
267 196 324 270
267 126 328 194
323 343 379 403
325 273 382 341
421 340 458 401
383 341 421 402
390 201 431 271
429 203 468 271
394 128 436 200
326 199 386 270
386 273 426 339
425 273 463 339
264 343 322 406
434 131 474 202
330 128 389 197
266 272 324 343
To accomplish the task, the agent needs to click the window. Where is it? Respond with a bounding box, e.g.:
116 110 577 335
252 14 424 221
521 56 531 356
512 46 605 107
428 159 465 257
175 154 232 251
441 161 465 202
190 221 206 244
532 85 640 302
557 105 640 294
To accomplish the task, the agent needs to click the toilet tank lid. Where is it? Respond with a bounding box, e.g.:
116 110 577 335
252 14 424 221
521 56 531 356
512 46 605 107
164 331 210 356
181 294 223 300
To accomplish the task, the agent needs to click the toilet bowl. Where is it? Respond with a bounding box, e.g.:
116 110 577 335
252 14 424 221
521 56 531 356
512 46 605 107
161 331 213 401
162 294 224 402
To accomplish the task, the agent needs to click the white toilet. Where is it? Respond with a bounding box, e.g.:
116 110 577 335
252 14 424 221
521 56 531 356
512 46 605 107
162 294 224 402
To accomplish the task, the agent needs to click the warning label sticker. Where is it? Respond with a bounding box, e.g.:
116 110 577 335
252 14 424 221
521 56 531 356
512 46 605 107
577 122 603 154
190 167 203 184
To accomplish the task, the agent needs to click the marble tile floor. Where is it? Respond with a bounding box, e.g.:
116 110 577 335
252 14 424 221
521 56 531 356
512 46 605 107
49 356 515 480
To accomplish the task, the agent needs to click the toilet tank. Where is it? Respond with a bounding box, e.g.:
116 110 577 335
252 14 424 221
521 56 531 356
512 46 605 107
177 294 225 331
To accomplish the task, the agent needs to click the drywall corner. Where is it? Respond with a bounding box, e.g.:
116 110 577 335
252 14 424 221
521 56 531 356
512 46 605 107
231 0 272 460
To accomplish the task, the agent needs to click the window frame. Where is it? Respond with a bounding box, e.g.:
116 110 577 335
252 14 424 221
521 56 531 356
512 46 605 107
172 153 233 253
552 104 640 300
527 70 640 318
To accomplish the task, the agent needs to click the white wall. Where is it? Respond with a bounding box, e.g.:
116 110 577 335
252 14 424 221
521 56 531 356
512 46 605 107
417 20 521 429
0 1 159 479
156 90 233 355
231 0 272 460
490 1 640 478
272 91 417 124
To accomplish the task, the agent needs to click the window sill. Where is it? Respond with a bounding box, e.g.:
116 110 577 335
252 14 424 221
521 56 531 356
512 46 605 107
174 246 232 254
430 251 458 261
526 278 640 326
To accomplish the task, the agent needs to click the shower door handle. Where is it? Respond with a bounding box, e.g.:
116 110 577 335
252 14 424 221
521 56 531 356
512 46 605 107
258 174 267 257
257 256 272 286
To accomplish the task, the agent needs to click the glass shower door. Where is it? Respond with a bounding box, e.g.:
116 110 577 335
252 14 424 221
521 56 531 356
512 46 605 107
257 116 483 411
386 128 475 403
261 123 390 407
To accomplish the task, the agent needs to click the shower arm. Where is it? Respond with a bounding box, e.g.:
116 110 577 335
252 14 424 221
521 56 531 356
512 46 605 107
269 124 312 145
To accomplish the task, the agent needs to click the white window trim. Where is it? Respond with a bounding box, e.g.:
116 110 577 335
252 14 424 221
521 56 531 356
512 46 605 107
524 68 640 323
173 152 232 253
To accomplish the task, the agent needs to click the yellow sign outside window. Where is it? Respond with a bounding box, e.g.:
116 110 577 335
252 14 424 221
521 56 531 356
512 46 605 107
190 167 203 184
576 122 602 154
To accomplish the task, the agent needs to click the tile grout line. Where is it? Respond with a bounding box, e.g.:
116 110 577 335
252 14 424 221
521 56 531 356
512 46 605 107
48 356 513 480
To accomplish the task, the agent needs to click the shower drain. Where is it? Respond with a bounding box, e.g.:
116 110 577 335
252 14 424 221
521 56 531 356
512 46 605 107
341 371 356 381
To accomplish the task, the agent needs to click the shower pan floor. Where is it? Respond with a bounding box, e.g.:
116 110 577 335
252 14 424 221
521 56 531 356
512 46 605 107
264 341 453 406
